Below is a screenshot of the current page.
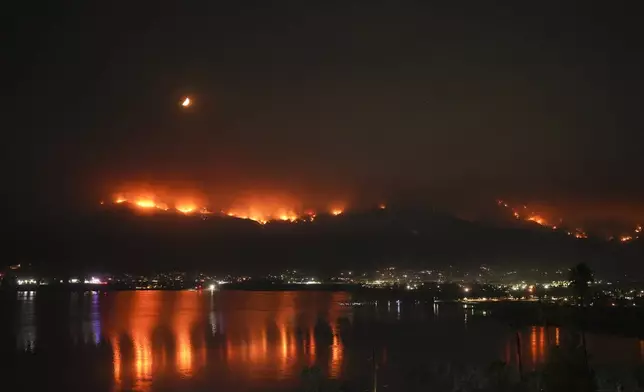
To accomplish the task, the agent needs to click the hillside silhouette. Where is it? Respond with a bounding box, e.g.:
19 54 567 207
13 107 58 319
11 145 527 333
8 205 643 277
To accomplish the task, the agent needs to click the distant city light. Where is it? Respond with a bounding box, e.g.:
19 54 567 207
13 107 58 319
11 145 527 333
17 279 37 285
84 277 106 285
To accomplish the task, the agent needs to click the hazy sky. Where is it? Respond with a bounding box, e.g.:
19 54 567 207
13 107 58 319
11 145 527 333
5 2 644 222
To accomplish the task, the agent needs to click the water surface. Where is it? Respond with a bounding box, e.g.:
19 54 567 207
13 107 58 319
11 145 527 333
2 290 642 391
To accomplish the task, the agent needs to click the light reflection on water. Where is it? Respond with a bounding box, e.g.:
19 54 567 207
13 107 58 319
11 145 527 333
99 290 348 391
5 291 644 392
16 291 37 352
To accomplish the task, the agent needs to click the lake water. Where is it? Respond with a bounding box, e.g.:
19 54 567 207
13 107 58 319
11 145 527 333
1 290 643 391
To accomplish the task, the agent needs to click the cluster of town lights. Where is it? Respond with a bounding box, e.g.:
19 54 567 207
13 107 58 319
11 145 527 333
16 277 106 285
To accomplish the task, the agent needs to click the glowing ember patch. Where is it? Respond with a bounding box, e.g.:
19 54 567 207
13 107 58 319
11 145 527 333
620 236 633 242
115 198 126 204
379 204 386 210
331 209 343 216
574 229 588 239
181 97 191 107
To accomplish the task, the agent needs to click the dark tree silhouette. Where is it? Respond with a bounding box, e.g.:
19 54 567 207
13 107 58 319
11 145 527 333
568 262 595 374
568 263 594 307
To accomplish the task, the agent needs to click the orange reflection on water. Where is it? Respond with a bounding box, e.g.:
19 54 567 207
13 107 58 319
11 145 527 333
111 336 122 389
222 291 347 381
103 290 349 391
328 292 345 378
173 291 204 377
522 326 547 370
529 326 538 370
105 291 206 391
539 326 545 363
130 292 160 391
330 329 342 378
308 327 316 365
555 327 560 346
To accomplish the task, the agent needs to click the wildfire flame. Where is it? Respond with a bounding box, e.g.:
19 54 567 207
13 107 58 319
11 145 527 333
527 215 547 226
177 206 196 214
499 199 580 235
181 97 191 107
620 235 633 243
109 190 353 225
134 199 157 209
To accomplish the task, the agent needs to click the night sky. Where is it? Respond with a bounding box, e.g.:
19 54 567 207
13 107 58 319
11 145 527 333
6 2 644 223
